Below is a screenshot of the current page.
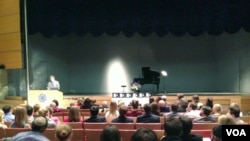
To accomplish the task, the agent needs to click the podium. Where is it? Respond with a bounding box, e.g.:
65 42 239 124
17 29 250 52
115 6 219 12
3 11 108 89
28 90 63 108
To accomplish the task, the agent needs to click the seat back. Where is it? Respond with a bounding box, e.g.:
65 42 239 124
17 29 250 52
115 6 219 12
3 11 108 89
43 129 56 141
154 130 165 141
135 123 162 130
66 122 83 129
191 130 212 138
192 123 218 130
71 129 85 141
85 129 102 141
120 130 136 141
110 123 135 129
0 128 5 139
4 128 31 138
83 122 108 129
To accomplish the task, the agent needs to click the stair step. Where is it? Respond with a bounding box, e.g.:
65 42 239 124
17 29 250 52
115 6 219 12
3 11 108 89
5 96 27 100
0 100 27 104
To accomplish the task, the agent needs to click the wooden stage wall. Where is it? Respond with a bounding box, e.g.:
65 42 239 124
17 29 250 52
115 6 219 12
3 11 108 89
63 93 250 113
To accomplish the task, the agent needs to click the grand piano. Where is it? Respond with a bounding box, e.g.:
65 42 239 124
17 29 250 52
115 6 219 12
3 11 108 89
133 67 160 93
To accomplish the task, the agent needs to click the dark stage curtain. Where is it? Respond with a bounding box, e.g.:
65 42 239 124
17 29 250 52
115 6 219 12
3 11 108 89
26 0 250 37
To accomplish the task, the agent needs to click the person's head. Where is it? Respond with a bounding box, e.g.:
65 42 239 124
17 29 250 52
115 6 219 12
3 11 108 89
150 102 159 113
212 104 222 114
143 103 152 113
212 125 222 141
2 105 12 114
52 99 59 107
149 97 155 104
110 101 118 114
177 93 184 100
229 106 241 118
170 102 178 112
38 108 49 118
102 101 108 108
205 97 213 109
200 106 212 117
55 123 73 141
14 106 28 127
158 100 166 107
100 125 121 141
33 104 41 113
31 116 48 132
164 117 183 136
188 102 198 110
218 114 236 125
68 106 81 122
50 75 55 81
192 95 199 103
130 128 158 141
118 105 128 116
46 106 53 117
26 105 33 116
179 98 188 109
131 100 139 109
179 116 192 134
83 98 92 109
90 105 99 116
161 95 167 102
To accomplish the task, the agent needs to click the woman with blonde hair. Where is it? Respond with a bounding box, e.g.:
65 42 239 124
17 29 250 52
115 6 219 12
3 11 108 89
0 109 7 128
55 123 73 141
64 106 82 122
218 114 236 125
11 106 30 128
105 101 119 118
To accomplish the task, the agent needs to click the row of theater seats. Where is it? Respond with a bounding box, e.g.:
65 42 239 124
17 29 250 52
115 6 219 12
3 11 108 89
0 126 212 141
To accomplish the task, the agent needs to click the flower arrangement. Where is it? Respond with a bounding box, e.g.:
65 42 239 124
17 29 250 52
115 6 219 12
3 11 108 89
131 82 141 92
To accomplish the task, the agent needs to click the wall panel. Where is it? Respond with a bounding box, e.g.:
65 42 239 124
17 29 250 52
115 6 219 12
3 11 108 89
0 0 22 69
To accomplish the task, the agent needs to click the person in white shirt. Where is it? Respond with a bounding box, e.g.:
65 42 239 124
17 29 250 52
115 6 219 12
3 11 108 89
185 102 201 118
47 75 60 90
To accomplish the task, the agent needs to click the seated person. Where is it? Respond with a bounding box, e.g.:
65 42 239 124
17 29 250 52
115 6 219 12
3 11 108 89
100 125 121 141
12 116 50 141
184 102 200 118
125 99 143 117
160 117 182 141
64 106 82 122
85 106 106 122
131 128 158 141
211 124 222 141
193 106 215 123
2 105 15 122
164 102 183 118
55 123 73 141
179 116 202 141
228 106 244 124
177 98 188 112
111 105 133 123
137 104 160 123
158 100 170 113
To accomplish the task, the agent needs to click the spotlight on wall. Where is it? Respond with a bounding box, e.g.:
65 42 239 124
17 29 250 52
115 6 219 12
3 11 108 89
161 70 167 76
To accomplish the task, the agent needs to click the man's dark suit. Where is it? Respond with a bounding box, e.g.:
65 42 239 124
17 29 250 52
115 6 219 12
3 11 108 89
137 113 160 123
84 116 106 122
111 116 133 123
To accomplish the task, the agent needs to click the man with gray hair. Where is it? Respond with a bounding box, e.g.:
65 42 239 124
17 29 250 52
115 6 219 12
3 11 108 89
12 116 49 141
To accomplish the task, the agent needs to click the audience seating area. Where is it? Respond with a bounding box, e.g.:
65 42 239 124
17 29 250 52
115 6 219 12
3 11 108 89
0 123 212 141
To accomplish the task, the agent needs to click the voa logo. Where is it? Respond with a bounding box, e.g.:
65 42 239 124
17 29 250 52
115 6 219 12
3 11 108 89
226 129 246 136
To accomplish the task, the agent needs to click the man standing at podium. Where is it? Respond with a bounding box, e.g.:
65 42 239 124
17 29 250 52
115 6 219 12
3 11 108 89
47 75 60 90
